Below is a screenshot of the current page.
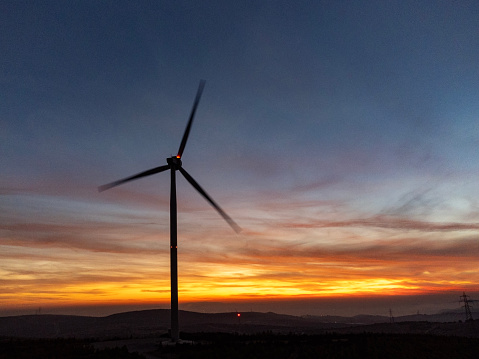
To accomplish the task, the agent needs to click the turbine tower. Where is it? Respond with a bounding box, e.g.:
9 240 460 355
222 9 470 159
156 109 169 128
99 80 240 342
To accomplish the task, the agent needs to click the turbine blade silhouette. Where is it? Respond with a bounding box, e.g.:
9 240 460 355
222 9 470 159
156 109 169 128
177 79 206 158
98 165 170 192
178 166 241 233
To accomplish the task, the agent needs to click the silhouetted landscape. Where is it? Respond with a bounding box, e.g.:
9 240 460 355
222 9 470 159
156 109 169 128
1 309 478 339
1 309 478 358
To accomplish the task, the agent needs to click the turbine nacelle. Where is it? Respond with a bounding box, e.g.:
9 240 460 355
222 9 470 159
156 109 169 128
167 156 182 169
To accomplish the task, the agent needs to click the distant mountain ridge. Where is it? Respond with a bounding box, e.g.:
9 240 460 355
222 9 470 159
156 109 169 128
0 309 476 339
305 309 479 325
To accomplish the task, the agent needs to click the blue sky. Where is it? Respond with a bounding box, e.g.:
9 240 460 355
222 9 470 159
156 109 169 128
1 1 479 316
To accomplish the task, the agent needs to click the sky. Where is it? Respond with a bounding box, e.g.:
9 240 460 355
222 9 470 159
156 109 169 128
1 0 479 317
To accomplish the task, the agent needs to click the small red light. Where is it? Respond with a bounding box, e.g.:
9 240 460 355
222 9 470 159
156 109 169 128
176 155 181 159
237 313 241 317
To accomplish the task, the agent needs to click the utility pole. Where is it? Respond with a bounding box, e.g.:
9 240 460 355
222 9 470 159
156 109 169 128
389 308 394 324
460 292 474 322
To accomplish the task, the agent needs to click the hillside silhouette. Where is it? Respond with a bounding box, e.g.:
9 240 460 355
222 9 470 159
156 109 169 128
0 309 477 339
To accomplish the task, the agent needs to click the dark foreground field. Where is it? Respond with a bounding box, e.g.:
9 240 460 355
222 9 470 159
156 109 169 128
0 338 143 359
2 333 479 359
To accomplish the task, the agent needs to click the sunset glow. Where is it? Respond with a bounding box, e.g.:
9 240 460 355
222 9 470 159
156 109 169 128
2 197 478 313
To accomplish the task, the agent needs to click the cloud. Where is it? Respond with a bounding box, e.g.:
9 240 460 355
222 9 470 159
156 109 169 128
0 221 169 254
283 216 479 232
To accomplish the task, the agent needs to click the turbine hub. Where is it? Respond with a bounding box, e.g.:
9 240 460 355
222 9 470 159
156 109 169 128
167 156 182 169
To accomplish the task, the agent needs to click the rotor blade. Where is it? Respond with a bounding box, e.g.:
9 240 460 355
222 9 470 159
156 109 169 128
178 166 241 233
177 80 206 158
98 165 170 192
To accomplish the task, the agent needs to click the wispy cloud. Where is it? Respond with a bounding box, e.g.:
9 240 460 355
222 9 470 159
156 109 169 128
282 216 479 232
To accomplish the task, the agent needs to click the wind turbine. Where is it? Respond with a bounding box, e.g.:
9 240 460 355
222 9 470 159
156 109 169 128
99 80 240 342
